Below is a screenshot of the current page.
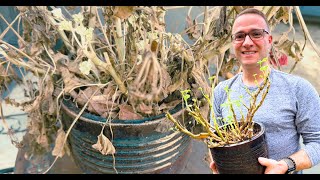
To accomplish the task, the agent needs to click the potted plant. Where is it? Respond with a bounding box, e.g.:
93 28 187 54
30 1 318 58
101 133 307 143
166 57 270 174
164 6 320 174
0 6 213 174
0 6 318 174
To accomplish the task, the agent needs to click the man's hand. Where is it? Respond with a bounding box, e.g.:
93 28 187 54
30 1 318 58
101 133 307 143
210 157 289 174
209 161 219 174
258 157 288 174
210 157 288 174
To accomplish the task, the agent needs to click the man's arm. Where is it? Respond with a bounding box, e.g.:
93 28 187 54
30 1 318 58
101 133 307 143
258 149 312 174
290 150 312 171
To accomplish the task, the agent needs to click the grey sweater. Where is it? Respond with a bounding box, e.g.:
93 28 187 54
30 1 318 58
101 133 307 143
211 68 320 173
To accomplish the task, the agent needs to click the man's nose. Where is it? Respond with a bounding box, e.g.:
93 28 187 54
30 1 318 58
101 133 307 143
242 35 254 47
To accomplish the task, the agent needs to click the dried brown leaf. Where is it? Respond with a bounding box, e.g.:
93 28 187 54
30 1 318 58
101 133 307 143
52 128 66 158
119 104 143 120
212 6 228 38
191 67 211 98
185 15 201 40
75 86 118 116
158 99 181 111
274 34 303 62
88 100 118 116
160 67 172 92
103 83 119 97
36 125 49 149
138 103 153 114
29 42 43 57
92 134 116 155
221 55 239 75
199 100 210 122
113 6 134 20
40 76 56 115
52 52 71 66
168 71 187 93
59 66 84 93
274 6 292 24
68 60 83 74
79 86 102 99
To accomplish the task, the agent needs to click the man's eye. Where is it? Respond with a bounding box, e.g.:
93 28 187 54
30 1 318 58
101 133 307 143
251 31 262 38
235 33 245 39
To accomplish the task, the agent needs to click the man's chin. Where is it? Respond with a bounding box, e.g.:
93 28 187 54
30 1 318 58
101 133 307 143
240 61 261 68
240 59 259 65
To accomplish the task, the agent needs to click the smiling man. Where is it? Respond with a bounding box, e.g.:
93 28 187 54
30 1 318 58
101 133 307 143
210 8 320 174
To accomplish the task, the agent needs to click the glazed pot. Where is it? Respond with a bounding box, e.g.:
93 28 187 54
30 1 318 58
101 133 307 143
209 121 268 174
61 99 192 174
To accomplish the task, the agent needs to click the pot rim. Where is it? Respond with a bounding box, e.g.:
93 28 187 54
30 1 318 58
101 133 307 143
61 99 184 126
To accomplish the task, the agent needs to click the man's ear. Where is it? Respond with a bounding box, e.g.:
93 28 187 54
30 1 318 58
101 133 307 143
268 35 273 44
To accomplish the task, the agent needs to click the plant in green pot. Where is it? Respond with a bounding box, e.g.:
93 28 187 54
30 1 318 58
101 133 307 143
166 57 271 174
0 6 213 174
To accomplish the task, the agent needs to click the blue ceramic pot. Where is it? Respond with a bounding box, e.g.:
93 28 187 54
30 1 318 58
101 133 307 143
61 99 192 174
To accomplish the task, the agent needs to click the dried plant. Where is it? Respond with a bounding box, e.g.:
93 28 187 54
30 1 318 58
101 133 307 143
0 6 211 170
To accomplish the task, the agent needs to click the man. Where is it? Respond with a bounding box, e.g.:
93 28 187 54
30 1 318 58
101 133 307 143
210 8 320 174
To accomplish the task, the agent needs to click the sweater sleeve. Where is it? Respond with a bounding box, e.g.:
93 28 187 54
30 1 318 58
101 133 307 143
295 77 320 166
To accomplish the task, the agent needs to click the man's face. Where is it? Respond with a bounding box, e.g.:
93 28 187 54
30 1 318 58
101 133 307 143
232 14 272 68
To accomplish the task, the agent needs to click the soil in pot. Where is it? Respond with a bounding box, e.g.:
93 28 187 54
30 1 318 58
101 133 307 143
209 121 268 174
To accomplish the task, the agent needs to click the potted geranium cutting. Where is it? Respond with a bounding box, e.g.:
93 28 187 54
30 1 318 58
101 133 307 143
166 57 271 174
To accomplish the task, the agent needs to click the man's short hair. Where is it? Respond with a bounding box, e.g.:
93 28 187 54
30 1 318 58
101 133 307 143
235 8 270 31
